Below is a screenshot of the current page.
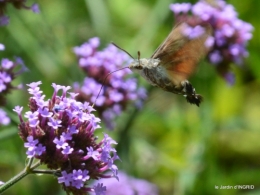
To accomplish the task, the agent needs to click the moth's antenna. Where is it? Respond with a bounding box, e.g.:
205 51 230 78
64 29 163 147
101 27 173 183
137 51 141 66
111 42 135 59
92 67 130 107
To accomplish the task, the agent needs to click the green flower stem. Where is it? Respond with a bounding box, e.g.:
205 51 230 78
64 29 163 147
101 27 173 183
26 157 34 169
0 161 41 194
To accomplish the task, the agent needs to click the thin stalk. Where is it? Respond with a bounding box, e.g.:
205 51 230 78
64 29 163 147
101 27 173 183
0 161 41 194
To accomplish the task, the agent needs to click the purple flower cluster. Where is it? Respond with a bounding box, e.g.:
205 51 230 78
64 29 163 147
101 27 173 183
170 0 253 84
0 43 26 125
0 0 39 26
0 44 26 106
13 82 119 195
73 37 147 130
92 171 158 195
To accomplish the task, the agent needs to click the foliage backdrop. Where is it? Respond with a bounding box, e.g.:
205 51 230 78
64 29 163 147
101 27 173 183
0 0 260 194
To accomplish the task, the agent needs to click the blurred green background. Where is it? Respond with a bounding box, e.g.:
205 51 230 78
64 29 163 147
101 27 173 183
0 0 260 194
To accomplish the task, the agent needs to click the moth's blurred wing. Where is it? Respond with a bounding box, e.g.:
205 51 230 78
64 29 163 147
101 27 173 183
152 23 212 85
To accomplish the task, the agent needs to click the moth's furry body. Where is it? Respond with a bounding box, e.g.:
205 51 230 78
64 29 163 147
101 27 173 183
129 58 202 107
129 58 183 95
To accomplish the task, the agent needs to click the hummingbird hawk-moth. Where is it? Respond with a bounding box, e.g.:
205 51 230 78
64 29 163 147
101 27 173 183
126 22 212 106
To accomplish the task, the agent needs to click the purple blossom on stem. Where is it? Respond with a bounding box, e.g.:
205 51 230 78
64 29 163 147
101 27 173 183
13 82 119 195
38 107 53 118
53 137 68 150
93 183 106 195
24 136 45 158
61 145 74 155
86 146 100 160
170 0 253 84
0 43 5 51
13 106 23 122
58 171 73 187
35 144 46 156
47 117 62 129
31 3 40 13
73 37 147 130
0 108 10 125
24 111 39 121
68 125 78 134
28 119 39 128
0 16 9 26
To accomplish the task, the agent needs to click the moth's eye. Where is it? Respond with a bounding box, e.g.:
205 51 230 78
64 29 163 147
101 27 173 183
135 65 143 70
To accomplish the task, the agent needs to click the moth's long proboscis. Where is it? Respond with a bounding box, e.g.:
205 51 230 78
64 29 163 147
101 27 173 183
92 67 130 108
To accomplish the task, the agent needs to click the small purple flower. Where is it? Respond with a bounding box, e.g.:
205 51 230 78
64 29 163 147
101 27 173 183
24 111 39 121
71 179 84 189
58 171 73 186
53 137 68 150
205 36 215 48
68 125 79 134
31 3 40 13
27 86 42 97
14 82 119 194
86 147 99 160
224 72 235 85
47 117 62 129
38 107 53 118
0 72 11 84
62 145 74 155
1 59 14 69
61 132 72 141
24 136 39 158
27 81 42 89
94 183 106 195
222 24 235 37
35 144 46 156
0 15 9 26
28 119 39 128
0 44 5 51
209 50 223 64
13 106 23 115
72 169 89 181
169 3 191 14
0 108 10 125
182 24 205 39
25 138 37 146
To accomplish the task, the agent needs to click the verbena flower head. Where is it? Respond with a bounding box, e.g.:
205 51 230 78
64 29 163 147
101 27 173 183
0 45 26 106
13 82 119 195
0 0 39 26
170 0 253 84
73 37 147 130
92 171 158 195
